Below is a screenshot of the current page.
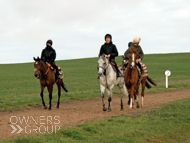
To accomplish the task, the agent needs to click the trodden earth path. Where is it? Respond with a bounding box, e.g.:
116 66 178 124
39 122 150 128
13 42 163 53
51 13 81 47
0 88 190 141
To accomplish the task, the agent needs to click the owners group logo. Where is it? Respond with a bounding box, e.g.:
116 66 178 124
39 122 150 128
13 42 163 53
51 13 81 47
10 116 60 134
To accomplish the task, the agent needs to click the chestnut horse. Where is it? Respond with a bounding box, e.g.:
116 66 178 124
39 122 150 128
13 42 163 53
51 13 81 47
124 49 139 109
124 49 156 109
33 57 68 110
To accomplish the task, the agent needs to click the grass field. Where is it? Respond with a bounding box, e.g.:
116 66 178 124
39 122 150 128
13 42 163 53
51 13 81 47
4 98 190 143
0 53 190 110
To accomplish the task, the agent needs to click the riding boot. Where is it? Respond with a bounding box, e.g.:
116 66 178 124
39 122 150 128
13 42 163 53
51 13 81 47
52 64 60 79
113 62 124 77
137 62 144 76
56 68 60 79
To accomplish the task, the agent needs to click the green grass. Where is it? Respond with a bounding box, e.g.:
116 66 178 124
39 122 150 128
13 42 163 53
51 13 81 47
0 53 190 110
3 98 190 143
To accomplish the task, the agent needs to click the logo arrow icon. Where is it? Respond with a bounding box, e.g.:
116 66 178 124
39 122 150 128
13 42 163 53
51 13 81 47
10 125 17 133
10 125 23 133
16 125 23 133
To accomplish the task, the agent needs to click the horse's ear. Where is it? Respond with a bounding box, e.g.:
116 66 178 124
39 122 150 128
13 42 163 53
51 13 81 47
33 57 36 61
134 49 138 53
37 57 40 60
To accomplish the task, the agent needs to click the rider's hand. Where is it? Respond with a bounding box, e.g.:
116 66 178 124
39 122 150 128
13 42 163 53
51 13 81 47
105 55 110 58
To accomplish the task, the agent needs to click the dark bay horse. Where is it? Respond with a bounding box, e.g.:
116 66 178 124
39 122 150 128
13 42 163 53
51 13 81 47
124 49 156 109
33 57 68 110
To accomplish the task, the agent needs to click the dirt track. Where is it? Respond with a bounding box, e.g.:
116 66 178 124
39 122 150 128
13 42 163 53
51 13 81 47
0 88 190 141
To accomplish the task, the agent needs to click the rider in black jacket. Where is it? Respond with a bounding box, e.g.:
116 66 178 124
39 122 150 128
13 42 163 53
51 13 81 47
99 34 121 77
41 40 59 78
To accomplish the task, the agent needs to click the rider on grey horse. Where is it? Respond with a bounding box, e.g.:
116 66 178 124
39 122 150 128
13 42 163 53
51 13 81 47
123 37 145 75
98 34 122 78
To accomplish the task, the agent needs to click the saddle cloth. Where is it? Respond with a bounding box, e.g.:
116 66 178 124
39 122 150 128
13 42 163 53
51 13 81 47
46 63 64 79
137 62 148 76
121 62 148 77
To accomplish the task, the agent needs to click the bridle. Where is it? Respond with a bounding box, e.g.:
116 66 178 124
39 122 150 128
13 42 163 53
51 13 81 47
35 61 49 77
98 58 109 75
98 57 110 90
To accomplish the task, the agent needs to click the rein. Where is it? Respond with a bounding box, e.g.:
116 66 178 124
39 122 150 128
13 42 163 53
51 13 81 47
44 67 49 75
39 61 49 76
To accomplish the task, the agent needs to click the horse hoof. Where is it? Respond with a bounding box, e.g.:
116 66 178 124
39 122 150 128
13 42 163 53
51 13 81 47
128 102 130 105
129 107 133 110
56 106 59 109
44 106 47 109
120 108 124 111
103 107 107 111
107 108 111 112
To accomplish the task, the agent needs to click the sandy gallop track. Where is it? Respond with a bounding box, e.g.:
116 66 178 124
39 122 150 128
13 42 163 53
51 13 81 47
0 88 190 141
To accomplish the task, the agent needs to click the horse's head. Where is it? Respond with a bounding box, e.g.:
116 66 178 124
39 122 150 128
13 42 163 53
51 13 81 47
129 48 138 69
33 57 41 78
97 54 109 77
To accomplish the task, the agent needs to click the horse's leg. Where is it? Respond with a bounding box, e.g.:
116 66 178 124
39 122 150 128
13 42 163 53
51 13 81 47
107 85 114 112
135 83 140 108
40 85 47 109
47 85 53 110
127 89 131 105
129 85 135 109
118 82 126 110
56 81 61 108
100 84 106 111
141 77 146 107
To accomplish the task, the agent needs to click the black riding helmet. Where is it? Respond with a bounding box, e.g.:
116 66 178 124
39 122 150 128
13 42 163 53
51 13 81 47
105 34 112 41
46 39 53 46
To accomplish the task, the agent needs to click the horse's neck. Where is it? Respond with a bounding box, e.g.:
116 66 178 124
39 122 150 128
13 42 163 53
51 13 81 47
40 61 48 74
126 64 137 76
106 63 116 77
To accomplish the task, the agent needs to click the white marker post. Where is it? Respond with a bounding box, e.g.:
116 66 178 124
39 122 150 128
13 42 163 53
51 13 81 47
165 70 171 88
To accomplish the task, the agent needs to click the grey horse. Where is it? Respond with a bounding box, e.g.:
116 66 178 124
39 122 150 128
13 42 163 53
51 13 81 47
98 55 128 112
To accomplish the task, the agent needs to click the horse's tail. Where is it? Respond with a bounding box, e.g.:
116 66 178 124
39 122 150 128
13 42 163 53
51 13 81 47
147 76 157 86
61 80 68 92
145 81 152 89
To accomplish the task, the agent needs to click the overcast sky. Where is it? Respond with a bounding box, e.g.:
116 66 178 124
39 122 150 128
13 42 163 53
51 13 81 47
0 0 190 64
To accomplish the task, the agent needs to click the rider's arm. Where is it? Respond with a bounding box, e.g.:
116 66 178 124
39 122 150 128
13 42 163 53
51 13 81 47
139 46 144 60
41 49 46 61
99 45 104 56
110 45 118 57
124 48 130 60
50 49 56 63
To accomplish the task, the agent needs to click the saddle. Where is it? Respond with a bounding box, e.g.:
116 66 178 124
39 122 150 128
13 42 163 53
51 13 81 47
109 62 124 77
46 63 64 79
109 62 117 72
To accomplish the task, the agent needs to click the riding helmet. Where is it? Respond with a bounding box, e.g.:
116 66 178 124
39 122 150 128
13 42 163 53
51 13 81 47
105 34 112 41
46 39 53 45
